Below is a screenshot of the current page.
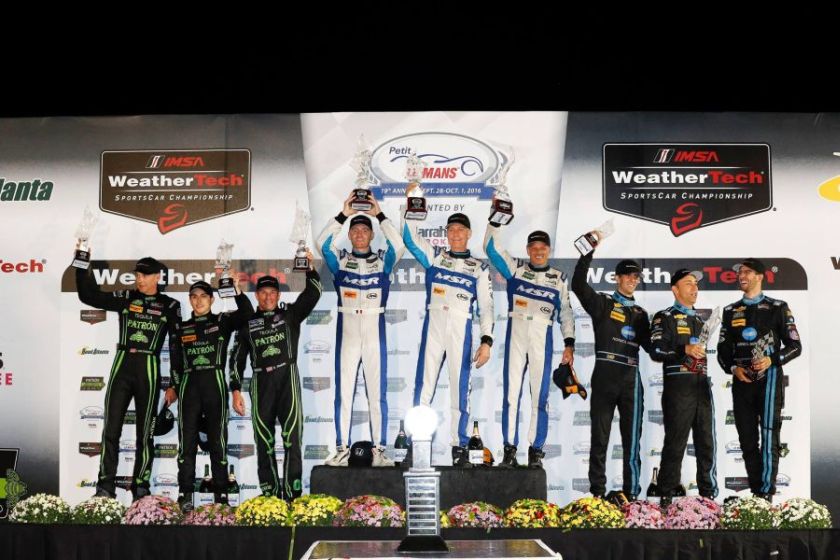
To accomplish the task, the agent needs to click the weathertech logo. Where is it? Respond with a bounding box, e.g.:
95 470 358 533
603 144 772 236
100 149 251 234
0 259 45 273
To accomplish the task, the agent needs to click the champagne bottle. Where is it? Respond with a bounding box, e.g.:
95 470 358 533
227 464 240 507
646 467 661 503
393 420 408 465
197 464 213 505
467 421 484 465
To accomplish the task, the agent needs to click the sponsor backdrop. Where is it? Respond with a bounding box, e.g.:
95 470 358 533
0 112 838 519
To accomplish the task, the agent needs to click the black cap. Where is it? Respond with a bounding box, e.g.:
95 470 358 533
615 259 641 276
153 404 176 436
446 213 471 230
134 257 165 274
349 215 373 230
189 280 214 296
670 268 702 286
348 441 374 467
736 258 766 275
527 230 551 246
255 275 280 291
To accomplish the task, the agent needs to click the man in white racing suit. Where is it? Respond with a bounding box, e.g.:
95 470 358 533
484 224 575 468
317 193 405 467
402 211 494 467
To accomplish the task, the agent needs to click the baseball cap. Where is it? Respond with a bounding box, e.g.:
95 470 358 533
527 230 551 246
446 213 471 230
615 259 641 276
255 275 280 291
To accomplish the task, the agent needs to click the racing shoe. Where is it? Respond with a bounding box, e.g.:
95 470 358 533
325 445 350 466
178 492 194 513
372 446 395 467
498 444 519 468
452 446 472 468
527 446 545 468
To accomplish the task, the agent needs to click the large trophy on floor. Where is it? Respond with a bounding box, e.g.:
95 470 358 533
349 135 375 212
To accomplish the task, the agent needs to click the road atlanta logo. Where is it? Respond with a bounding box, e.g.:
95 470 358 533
603 144 772 236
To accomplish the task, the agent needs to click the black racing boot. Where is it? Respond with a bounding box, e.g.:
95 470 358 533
214 492 229 505
131 486 150 502
527 446 545 468
498 444 519 468
94 486 115 499
178 492 194 513
451 446 472 468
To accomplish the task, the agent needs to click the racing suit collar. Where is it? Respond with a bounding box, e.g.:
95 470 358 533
351 249 373 258
448 249 471 259
742 292 765 305
191 313 211 322
612 291 636 307
527 262 550 272
672 301 696 316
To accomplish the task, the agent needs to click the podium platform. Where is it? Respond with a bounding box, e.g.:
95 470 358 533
301 539 558 560
309 465 546 509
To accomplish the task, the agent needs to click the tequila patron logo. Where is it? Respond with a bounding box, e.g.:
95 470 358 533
0 448 26 519
603 144 772 236
100 150 251 234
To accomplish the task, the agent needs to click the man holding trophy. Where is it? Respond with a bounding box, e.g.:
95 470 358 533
571 224 651 500
402 200 494 467
717 258 802 502
74 245 183 501
484 208 575 468
649 269 720 503
174 243 254 512
228 225 322 500
316 189 405 467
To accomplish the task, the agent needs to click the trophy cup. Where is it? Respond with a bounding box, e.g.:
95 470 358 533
215 240 236 298
574 219 615 255
349 135 375 212
290 202 312 272
404 151 428 220
488 150 515 225
685 306 721 373
72 206 99 269
748 332 775 381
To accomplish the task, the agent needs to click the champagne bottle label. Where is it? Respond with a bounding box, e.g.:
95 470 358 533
393 448 408 462
468 449 484 464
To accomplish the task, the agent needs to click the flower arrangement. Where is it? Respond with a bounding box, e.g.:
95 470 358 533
559 497 625 529
664 497 721 530
183 503 237 526
235 496 290 527
289 494 343 526
503 498 561 528
721 496 776 530
9 494 71 524
777 498 832 530
332 495 405 528
71 496 126 525
123 495 183 525
622 500 665 529
445 502 504 529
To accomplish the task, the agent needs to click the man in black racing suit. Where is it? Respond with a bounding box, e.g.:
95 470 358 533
229 255 321 500
572 249 651 500
175 276 253 511
717 258 801 501
76 254 182 501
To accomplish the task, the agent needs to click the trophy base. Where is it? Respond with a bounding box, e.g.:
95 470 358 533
217 277 236 299
72 250 91 270
405 196 427 220
488 209 514 225
574 234 597 256
349 201 373 212
293 257 310 272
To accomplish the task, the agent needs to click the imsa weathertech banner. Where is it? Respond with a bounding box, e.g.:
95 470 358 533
603 143 772 236
100 149 251 234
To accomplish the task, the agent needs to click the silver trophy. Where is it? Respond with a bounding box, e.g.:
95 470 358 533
748 332 775 381
685 306 721 373
349 135 375 212
488 149 515 225
215 240 236 298
290 202 312 272
72 206 99 269
404 151 428 220
574 218 616 255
